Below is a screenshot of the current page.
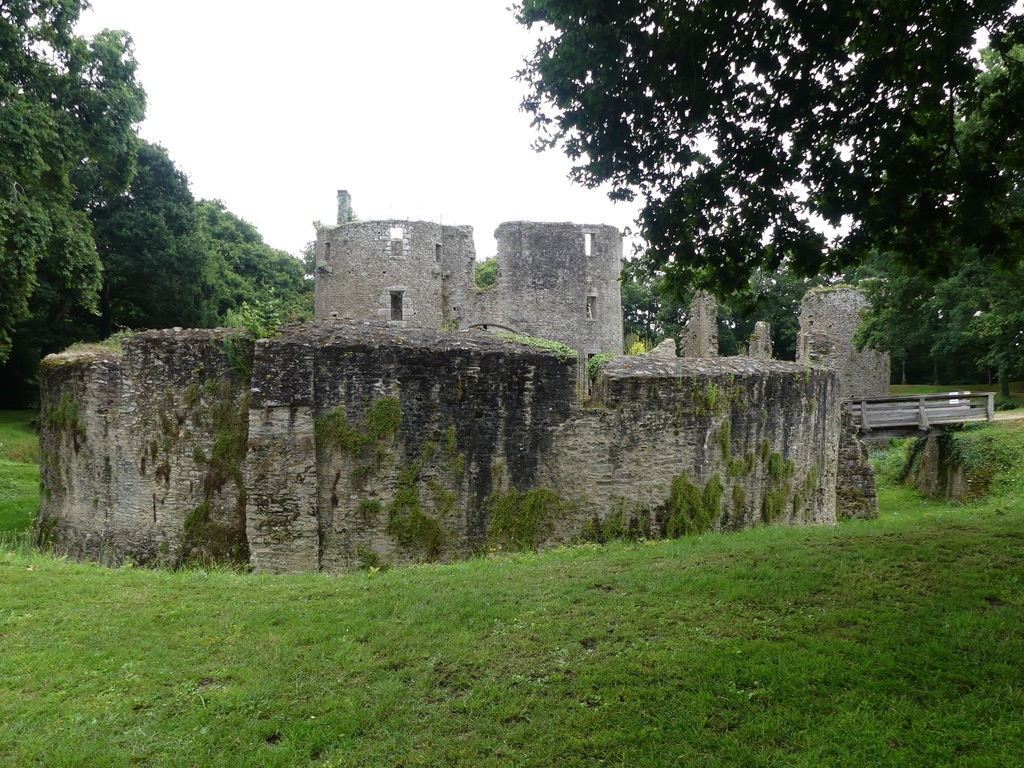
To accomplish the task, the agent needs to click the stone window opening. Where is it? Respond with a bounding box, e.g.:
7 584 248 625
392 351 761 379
586 294 597 320
390 226 405 258
435 243 442 262
584 232 593 256
323 241 331 261
390 290 404 321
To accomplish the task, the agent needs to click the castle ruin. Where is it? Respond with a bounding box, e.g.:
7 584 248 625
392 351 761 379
797 287 890 399
315 192 623 390
35 194 867 573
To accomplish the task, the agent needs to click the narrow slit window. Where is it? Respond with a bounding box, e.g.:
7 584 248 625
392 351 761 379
586 295 597 320
390 291 404 321
435 243 442 262
323 241 331 260
584 232 593 256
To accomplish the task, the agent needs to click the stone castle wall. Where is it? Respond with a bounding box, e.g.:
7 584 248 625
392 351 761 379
38 330 251 565
797 287 890 399
835 412 878 520
38 323 841 573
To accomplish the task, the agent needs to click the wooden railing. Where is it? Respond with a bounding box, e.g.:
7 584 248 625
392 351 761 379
842 392 995 433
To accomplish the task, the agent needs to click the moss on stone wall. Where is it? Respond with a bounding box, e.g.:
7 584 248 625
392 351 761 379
179 381 251 568
731 484 746 512
760 450 795 525
584 501 649 543
357 500 382 520
768 452 795 484
803 464 820 496
385 462 446 558
487 487 574 551
666 473 723 537
495 332 578 361
715 421 731 456
204 387 250 494
728 451 756 478
316 398 402 458
44 395 85 452
182 500 249 567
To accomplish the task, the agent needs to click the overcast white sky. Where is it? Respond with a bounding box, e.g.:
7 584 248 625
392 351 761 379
76 0 637 260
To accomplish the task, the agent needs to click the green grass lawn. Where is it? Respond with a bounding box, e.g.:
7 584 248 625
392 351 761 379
0 410 38 533
1 414 1023 766
891 382 1024 408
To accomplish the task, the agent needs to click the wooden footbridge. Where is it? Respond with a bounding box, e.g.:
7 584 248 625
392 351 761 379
843 392 995 438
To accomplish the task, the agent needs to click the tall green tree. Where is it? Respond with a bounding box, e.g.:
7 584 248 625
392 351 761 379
516 1 1024 295
621 257 821 359
859 253 1024 394
0 0 145 361
196 201 312 323
90 142 211 335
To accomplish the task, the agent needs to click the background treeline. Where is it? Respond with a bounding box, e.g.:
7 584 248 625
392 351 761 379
0 3 311 407
621 247 1024 396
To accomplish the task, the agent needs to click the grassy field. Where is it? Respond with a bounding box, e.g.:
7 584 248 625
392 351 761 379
1 415 1022 766
890 382 1024 408
0 410 39 534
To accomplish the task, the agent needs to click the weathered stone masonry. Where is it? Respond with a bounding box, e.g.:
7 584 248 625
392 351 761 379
38 322 840 573
314 211 623 390
38 330 252 565
797 287 889 399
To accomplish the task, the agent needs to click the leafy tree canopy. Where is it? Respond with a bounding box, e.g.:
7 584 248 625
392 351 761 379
196 200 311 322
516 1 1024 295
0 0 145 361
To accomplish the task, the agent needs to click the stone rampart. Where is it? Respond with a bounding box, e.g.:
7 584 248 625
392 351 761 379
38 330 252 565
38 322 841 573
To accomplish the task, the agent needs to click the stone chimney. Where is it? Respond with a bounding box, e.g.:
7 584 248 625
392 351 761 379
337 190 352 225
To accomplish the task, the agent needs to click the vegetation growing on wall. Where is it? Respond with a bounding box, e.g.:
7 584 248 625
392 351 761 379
763 451 795 524
386 463 446 559
487 487 574 551
586 353 616 381
180 383 251 567
584 501 649 543
43 396 85 452
316 398 402 458
182 500 248 566
666 473 723 537
223 335 255 384
495 333 578 361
